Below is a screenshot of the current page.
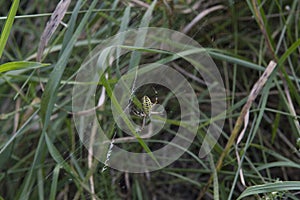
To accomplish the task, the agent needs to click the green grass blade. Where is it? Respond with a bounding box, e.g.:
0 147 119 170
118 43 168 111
128 0 157 70
45 133 93 196
18 130 46 200
115 6 131 77
120 6 130 33
0 109 39 155
257 161 300 170
0 61 49 73
44 133 67 165
59 0 81 56
208 50 265 71
278 38 300 66
0 0 19 58
44 132 79 177
37 169 44 200
49 164 61 200
139 0 157 28
238 181 300 199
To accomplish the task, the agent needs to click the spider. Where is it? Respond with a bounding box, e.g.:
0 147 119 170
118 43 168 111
129 87 161 130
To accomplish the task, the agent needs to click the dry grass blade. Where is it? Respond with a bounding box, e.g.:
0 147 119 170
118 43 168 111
13 98 21 134
180 1 202 14
236 60 277 144
197 60 277 200
182 5 225 34
251 0 300 137
235 60 277 187
285 87 300 133
37 0 71 61
129 0 150 8
251 0 275 58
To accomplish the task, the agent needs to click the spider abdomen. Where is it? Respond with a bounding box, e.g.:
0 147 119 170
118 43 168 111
142 96 153 115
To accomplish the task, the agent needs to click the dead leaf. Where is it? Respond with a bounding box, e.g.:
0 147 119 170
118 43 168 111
37 0 71 61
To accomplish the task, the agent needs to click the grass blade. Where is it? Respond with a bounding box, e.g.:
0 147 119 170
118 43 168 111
37 0 71 61
128 0 157 70
0 0 19 58
0 61 49 73
238 181 300 199
19 1 98 199
49 164 61 200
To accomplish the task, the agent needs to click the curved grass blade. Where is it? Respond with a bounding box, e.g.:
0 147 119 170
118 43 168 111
238 181 300 199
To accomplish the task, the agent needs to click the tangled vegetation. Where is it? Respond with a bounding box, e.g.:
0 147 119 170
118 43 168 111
0 0 300 199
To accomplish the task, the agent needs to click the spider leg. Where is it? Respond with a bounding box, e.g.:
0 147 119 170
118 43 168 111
150 111 164 115
152 86 158 104
141 116 146 131
131 107 141 116
130 101 144 117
